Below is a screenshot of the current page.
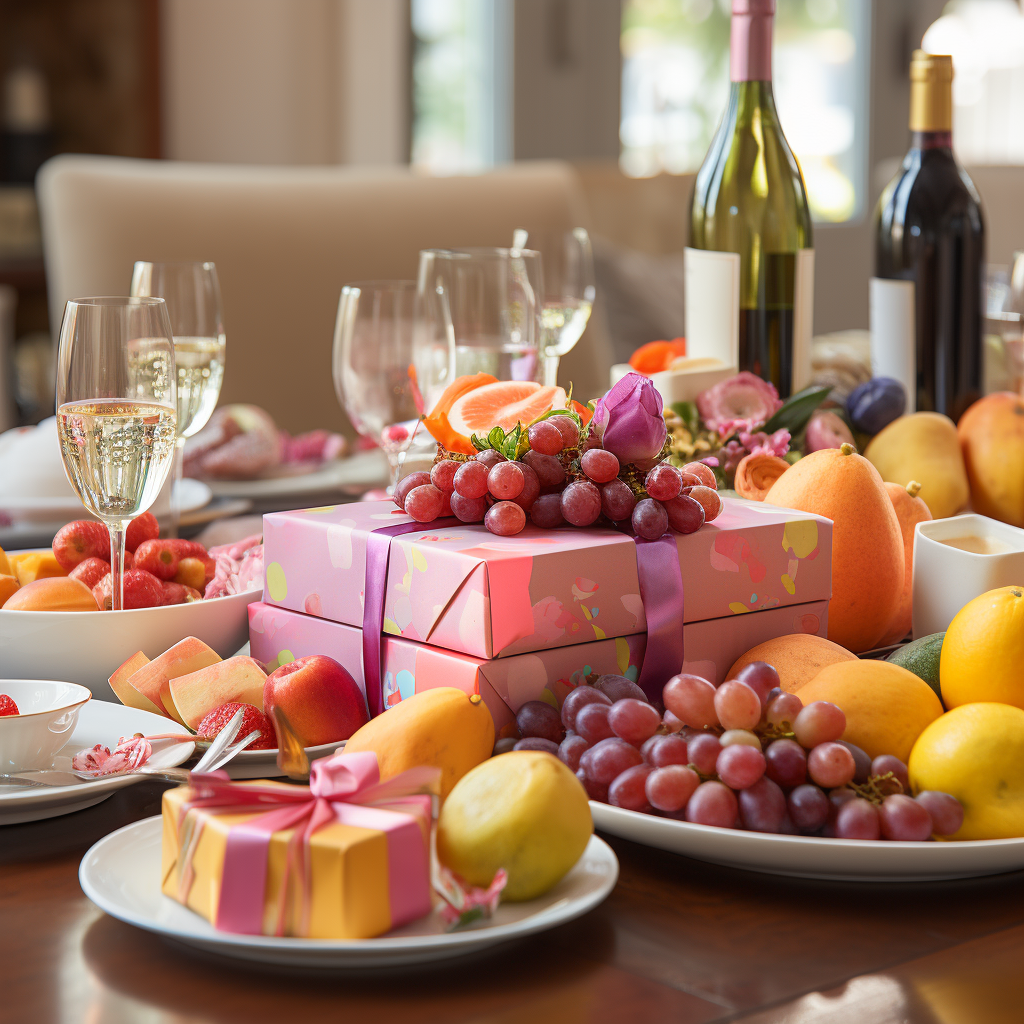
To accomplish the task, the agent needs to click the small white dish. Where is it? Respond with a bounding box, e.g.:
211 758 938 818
912 513 1024 638
202 449 388 500
79 819 618 968
0 700 194 825
591 802 1024 882
0 679 91 771
0 586 262 702
0 479 212 524
610 360 737 405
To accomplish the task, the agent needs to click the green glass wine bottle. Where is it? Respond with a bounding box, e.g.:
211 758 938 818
686 0 814 399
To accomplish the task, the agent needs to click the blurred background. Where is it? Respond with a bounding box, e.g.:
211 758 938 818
0 0 1021 429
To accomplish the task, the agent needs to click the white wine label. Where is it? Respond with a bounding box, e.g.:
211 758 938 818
684 247 740 370
792 249 815 393
870 278 916 413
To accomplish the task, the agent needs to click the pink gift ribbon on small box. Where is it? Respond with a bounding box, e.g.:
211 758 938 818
176 751 439 937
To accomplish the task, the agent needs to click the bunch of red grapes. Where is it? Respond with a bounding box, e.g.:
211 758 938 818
393 413 723 538
504 663 964 841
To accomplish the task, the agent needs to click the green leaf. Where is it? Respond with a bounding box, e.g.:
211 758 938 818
470 433 489 451
670 400 700 436
762 385 832 436
487 425 506 449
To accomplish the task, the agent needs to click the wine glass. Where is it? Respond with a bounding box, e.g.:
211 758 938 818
130 261 225 534
333 281 422 491
414 246 544 414
55 297 177 610
537 228 595 387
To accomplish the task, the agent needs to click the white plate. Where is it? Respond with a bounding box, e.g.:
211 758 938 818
0 586 262 702
203 450 388 500
222 740 347 779
80 818 618 968
0 701 194 825
0 478 212 524
591 802 1024 882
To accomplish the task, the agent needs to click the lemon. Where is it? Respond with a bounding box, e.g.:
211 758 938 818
795 660 943 762
941 586 1024 710
908 703 1024 840
437 751 592 901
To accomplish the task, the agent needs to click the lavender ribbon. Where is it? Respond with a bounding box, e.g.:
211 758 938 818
631 532 685 704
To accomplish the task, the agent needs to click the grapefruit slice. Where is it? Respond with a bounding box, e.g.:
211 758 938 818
446 381 568 437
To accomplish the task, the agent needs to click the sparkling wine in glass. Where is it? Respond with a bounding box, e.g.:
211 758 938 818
538 228 595 386
130 261 225 531
333 281 422 491
55 297 177 610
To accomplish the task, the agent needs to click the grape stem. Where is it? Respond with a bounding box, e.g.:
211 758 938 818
848 771 904 805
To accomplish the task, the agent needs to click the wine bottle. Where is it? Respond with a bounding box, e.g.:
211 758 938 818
686 0 813 400
873 51 985 423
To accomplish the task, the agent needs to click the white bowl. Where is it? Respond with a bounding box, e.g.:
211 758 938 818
0 588 262 702
0 678 91 771
912 514 1024 637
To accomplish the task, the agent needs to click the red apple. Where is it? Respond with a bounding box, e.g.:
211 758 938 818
263 655 369 746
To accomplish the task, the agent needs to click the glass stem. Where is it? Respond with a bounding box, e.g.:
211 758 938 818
542 354 560 387
387 451 406 495
167 437 186 539
109 521 128 611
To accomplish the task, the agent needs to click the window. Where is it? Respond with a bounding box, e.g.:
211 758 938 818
620 0 869 223
922 0 1024 165
410 0 511 173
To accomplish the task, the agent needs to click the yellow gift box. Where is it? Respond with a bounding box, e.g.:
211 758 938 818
160 753 437 940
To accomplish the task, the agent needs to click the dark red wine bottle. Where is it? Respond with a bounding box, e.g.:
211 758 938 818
874 51 985 423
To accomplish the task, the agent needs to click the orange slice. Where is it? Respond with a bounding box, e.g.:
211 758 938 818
446 381 568 437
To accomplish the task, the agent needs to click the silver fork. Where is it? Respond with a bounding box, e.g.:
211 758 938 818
0 709 259 788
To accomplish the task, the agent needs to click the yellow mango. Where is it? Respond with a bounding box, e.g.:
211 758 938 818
0 546 10 575
344 687 495 800
0 574 19 608
14 550 69 586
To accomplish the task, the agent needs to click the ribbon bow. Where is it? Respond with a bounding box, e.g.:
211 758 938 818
177 751 439 937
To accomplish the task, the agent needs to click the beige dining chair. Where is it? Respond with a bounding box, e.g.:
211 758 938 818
37 155 612 436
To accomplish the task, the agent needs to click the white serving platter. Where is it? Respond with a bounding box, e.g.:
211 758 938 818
80 818 618 968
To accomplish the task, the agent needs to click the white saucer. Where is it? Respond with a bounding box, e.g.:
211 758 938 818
591 802 1024 882
0 701 194 825
203 450 388 500
80 817 618 968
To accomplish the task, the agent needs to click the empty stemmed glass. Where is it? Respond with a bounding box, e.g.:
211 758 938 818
55 297 177 610
537 228 595 386
130 261 225 534
333 281 422 492
414 247 544 413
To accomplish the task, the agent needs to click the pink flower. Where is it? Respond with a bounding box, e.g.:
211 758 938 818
697 372 783 437
738 428 791 458
592 372 668 464
804 410 855 452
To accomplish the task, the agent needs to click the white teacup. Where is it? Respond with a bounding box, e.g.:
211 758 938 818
912 514 1024 638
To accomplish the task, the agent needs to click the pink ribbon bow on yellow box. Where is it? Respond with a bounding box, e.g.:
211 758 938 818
161 750 440 940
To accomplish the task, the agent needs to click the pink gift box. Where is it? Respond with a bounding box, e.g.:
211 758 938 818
248 597 830 729
262 498 832 661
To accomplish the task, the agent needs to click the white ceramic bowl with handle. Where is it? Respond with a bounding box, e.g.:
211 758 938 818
0 588 262 702
0 679 92 771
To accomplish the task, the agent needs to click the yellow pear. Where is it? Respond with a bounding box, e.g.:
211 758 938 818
864 412 969 519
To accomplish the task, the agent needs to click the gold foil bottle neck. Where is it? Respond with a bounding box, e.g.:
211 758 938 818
909 50 953 133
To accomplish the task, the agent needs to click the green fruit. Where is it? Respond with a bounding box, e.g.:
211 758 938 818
887 632 945 705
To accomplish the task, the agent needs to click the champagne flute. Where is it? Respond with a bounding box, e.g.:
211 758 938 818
538 228 595 387
414 247 544 414
55 297 177 610
130 261 225 533
333 281 422 491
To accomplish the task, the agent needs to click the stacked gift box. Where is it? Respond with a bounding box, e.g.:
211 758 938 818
249 498 833 729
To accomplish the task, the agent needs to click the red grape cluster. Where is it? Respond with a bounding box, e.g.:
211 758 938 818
393 413 723 538
507 661 963 842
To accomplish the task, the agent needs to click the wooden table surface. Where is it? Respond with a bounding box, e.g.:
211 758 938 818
4 781 1023 1024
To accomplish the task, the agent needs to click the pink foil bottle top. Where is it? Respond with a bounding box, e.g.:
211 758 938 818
731 0 775 82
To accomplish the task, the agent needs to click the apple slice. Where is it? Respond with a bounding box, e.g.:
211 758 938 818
169 656 268 731
127 637 221 724
108 651 161 714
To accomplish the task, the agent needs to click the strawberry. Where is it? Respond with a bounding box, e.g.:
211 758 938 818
160 580 194 606
0 694 19 716
69 557 111 590
125 511 160 552
52 520 110 571
196 702 276 750
134 539 214 581
92 568 166 610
